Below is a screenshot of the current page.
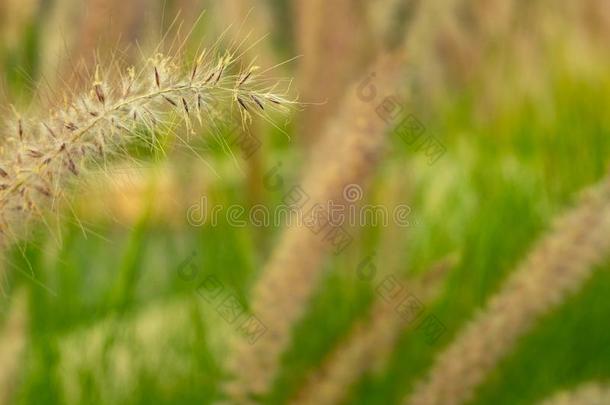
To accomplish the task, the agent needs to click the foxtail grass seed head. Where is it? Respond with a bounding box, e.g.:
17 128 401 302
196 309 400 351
0 40 296 245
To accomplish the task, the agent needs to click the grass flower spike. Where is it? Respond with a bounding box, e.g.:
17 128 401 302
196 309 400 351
405 176 610 405
223 49 407 404
0 43 294 244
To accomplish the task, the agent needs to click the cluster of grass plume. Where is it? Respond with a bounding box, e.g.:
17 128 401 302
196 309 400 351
221 0 434 399
2 3 610 405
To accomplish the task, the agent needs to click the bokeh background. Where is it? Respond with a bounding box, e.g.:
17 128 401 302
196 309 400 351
1 0 610 404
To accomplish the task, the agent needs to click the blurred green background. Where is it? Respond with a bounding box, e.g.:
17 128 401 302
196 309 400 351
1 0 610 404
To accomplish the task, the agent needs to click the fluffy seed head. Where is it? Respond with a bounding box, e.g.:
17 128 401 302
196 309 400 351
0 35 297 245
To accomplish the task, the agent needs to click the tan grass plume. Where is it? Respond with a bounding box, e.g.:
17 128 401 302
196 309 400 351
293 0 375 146
290 257 454 405
223 48 408 403
405 175 610 405
0 288 28 405
0 39 294 245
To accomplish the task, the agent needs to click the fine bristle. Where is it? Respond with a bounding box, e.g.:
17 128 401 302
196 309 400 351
0 35 297 246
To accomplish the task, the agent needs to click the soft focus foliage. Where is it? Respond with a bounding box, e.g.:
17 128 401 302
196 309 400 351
0 1 609 405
